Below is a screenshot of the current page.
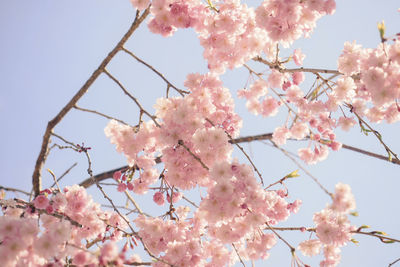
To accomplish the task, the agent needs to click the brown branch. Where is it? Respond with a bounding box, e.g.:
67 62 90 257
253 56 341 75
31 8 151 197
264 227 400 243
268 226 400 243
342 143 400 165
268 140 332 197
125 262 152 266
0 186 31 196
0 198 83 228
355 230 400 243
81 132 399 188
352 109 399 162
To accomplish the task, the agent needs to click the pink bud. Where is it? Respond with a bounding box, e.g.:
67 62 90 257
282 81 291 91
113 171 122 181
33 194 49 209
153 192 165 205
46 205 54 214
117 183 127 192
330 141 342 151
127 182 134 191
171 192 182 203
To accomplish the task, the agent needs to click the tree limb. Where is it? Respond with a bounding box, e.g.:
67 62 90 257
31 9 150 196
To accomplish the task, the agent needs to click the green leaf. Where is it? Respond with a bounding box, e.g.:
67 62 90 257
285 169 300 178
351 238 359 244
350 211 359 217
378 20 385 40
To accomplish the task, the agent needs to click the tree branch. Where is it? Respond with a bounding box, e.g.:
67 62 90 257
81 132 399 188
31 9 151 196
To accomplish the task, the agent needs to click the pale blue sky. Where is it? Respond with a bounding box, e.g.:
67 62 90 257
0 1 399 266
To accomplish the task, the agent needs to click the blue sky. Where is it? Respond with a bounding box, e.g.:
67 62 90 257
0 1 399 266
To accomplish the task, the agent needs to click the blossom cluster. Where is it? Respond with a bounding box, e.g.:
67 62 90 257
106 73 241 192
0 185 138 267
104 70 306 265
132 161 302 266
239 64 342 165
239 40 400 165
130 0 336 73
337 40 400 124
298 183 357 267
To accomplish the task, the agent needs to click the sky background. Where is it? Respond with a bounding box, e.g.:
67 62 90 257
0 0 400 266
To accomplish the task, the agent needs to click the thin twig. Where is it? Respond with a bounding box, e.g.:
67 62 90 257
103 68 161 128
352 109 399 162
253 56 341 75
232 243 246 267
80 166 129 188
124 190 144 215
206 118 264 185
0 186 31 196
74 105 131 126
269 226 315 232
121 47 189 96
269 139 332 197
267 226 400 244
355 230 400 243
389 257 400 267
178 140 209 170
265 221 296 253
47 168 61 192
50 162 78 188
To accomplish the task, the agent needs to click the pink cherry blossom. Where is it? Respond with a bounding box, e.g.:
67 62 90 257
33 194 49 209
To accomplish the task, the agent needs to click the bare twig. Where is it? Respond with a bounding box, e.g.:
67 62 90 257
268 226 400 244
31 9 151 196
125 262 152 266
389 257 400 267
80 166 129 188
206 118 264 185
352 109 399 162
74 105 131 126
103 68 161 128
253 56 341 75
124 190 144 215
232 243 246 267
355 230 400 243
50 162 77 188
0 186 31 196
268 140 332 197
265 221 296 253
121 47 189 96
47 168 61 192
